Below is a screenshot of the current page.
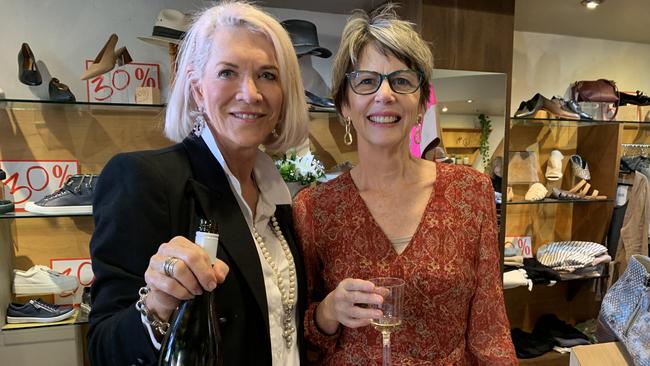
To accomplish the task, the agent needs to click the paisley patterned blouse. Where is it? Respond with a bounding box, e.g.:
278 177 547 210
293 163 517 365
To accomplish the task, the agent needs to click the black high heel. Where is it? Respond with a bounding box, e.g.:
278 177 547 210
18 43 42 86
619 91 650 106
49 78 76 102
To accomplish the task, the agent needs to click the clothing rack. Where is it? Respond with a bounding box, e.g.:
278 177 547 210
621 143 650 157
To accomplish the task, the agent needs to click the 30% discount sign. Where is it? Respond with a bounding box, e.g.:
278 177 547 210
0 160 79 210
85 62 161 103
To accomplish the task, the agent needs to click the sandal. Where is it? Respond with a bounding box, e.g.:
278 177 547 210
565 179 608 200
551 187 581 200
545 150 564 181
525 183 548 201
570 154 591 180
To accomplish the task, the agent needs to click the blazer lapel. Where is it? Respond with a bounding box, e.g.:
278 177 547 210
182 135 270 331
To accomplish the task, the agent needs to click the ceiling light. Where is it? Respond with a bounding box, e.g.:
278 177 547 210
581 0 603 9
466 99 473 103
441 106 448 112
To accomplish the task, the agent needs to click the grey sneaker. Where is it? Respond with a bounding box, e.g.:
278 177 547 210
7 299 75 323
24 174 97 215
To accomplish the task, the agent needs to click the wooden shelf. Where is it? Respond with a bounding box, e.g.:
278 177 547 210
441 127 482 148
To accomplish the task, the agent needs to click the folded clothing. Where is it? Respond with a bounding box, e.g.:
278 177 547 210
533 314 591 348
511 328 555 359
503 269 532 290
523 258 561 284
536 241 608 271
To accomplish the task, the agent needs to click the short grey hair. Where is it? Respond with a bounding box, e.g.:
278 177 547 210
165 0 308 154
331 4 434 114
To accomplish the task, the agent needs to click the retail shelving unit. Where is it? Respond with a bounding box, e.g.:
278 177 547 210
0 99 170 365
502 115 649 364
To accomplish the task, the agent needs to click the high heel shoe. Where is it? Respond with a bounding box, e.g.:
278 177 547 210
49 78 76 102
18 43 42 86
80 34 133 80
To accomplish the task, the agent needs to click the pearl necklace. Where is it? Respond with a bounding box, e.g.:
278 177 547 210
251 215 297 349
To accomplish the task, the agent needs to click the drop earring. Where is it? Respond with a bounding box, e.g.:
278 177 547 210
271 128 279 138
343 116 353 146
193 107 206 136
413 114 423 144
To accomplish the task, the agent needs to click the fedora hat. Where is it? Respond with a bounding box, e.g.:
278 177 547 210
281 19 331 58
138 9 189 46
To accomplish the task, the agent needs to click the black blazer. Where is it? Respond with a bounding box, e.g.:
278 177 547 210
87 134 307 366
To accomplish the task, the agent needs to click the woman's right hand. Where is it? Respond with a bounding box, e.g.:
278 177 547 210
144 236 229 322
315 278 385 334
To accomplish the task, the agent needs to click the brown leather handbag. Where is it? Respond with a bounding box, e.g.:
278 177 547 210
572 79 619 103
571 79 619 118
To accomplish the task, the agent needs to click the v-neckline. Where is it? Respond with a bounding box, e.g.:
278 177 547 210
345 163 439 257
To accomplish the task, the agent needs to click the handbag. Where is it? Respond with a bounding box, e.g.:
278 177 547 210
596 255 650 366
572 79 619 119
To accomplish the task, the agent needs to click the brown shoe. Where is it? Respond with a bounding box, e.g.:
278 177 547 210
543 97 580 119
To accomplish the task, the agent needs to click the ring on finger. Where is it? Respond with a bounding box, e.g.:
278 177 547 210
163 256 180 278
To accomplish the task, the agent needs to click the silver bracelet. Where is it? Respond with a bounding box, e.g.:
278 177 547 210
135 286 170 336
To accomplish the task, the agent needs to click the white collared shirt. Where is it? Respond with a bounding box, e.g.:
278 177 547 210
142 131 299 366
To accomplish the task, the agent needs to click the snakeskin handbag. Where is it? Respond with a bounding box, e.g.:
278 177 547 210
597 255 650 366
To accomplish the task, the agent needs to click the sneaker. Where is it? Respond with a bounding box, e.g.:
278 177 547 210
24 174 97 215
7 299 75 323
13 265 79 295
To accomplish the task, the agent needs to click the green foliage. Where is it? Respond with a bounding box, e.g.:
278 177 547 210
478 114 492 170
274 150 325 185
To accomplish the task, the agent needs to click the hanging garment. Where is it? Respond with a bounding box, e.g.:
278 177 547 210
615 171 650 277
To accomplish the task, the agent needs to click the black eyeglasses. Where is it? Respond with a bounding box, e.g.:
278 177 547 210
346 69 423 95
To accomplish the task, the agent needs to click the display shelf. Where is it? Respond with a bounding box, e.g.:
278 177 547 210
506 198 614 205
1 308 87 331
0 211 93 219
309 106 337 114
510 117 620 127
0 98 165 112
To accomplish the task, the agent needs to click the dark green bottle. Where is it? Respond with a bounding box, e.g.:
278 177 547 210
158 219 222 366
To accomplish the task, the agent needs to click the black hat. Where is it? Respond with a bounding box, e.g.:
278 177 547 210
281 19 331 58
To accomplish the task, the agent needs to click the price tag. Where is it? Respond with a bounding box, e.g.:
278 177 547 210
85 61 161 103
51 258 95 305
504 235 533 258
0 160 79 210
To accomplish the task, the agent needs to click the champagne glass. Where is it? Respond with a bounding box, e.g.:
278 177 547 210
369 277 405 366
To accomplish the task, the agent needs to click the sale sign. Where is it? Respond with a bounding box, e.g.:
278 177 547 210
0 160 79 210
51 258 95 306
84 61 161 104
504 235 533 258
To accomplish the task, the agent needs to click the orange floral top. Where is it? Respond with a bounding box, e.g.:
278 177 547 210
292 163 517 365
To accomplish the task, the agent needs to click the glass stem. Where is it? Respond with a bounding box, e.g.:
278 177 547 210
382 331 391 366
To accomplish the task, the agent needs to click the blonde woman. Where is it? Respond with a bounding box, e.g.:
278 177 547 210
88 2 309 365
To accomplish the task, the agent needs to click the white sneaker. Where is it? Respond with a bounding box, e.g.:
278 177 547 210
13 265 79 296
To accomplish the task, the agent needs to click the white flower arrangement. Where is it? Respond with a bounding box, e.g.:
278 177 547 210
275 150 325 185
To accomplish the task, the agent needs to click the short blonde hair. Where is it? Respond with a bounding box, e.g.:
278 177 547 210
331 4 434 114
165 1 308 154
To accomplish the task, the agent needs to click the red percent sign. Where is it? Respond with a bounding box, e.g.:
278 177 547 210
3 164 70 204
135 67 157 88
90 67 156 101
516 238 532 257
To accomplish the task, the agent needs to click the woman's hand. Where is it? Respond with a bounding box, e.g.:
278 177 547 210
315 278 385 334
144 236 229 322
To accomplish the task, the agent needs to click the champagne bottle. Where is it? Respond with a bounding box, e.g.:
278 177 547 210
158 219 223 366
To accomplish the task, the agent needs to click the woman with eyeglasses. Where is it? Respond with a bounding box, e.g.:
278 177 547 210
292 5 516 365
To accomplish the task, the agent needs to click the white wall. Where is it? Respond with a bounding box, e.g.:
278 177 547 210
512 31 650 115
0 1 345 102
